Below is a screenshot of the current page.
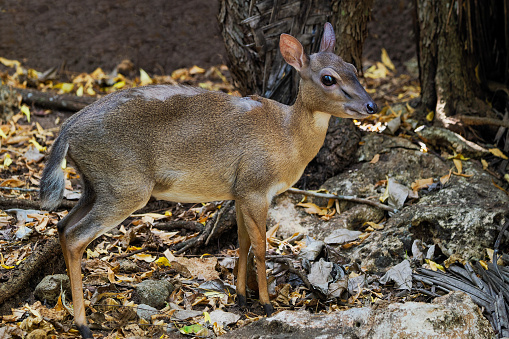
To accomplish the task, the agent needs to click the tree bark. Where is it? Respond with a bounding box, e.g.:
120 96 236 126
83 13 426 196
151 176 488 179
413 0 506 132
332 0 373 73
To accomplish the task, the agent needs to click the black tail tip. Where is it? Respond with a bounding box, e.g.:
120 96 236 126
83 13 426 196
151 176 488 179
366 102 378 114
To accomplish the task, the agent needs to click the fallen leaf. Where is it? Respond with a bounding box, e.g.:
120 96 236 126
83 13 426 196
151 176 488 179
380 259 412 290
489 148 508 159
481 159 488 169
440 169 452 186
370 153 380 164
296 202 327 216
134 253 156 262
324 228 362 245
453 159 462 174
410 178 433 191
381 48 396 71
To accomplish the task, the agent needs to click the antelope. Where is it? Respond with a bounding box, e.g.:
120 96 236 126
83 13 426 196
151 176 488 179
40 22 377 338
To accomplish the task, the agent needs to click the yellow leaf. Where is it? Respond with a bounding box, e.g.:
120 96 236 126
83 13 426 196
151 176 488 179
0 253 15 269
204 311 212 324
489 148 508 159
113 80 126 89
86 248 100 259
479 260 488 270
20 104 31 122
364 221 384 230
296 202 327 215
447 153 470 161
405 102 415 114
425 259 445 272
426 111 434 121
0 57 21 69
139 69 153 86
155 256 172 267
29 138 46 152
453 159 462 174
2 154 12 168
0 128 7 139
76 85 84 97
86 86 96 96
189 65 206 75
481 159 489 170
381 48 396 71
90 67 106 80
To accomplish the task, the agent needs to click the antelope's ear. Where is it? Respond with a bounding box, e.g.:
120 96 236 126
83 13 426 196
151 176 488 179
319 22 336 53
280 33 309 72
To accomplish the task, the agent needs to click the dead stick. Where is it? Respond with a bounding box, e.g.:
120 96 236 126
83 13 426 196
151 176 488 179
458 115 509 129
286 187 397 213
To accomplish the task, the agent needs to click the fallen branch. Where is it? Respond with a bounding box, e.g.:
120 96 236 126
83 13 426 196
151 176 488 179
458 115 509 129
1 84 96 112
0 195 76 210
286 187 397 213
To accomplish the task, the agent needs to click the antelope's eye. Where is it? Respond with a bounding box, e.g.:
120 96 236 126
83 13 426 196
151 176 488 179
321 75 337 86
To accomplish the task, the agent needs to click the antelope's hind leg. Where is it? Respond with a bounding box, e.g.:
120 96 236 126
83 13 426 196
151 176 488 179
58 182 152 338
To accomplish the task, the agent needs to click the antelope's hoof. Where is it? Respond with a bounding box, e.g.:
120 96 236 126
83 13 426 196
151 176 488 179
237 294 247 308
263 303 274 316
77 324 93 339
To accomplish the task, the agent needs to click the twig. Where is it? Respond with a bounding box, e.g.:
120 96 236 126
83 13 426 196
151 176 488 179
286 187 397 213
0 186 39 192
458 115 509 129
272 257 312 291
115 246 150 259
0 195 76 210
205 200 233 245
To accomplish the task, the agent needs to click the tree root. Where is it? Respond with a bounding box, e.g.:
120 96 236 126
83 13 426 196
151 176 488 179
0 237 62 308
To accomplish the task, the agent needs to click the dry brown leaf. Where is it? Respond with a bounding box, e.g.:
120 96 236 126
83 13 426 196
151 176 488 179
410 178 433 191
370 153 380 164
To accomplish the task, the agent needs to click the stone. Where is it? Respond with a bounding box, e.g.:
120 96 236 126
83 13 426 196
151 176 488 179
135 279 174 309
136 304 159 321
34 274 71 304
222 292 494 338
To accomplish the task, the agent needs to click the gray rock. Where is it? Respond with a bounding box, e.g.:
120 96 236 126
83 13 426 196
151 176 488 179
273 132 509 271
118 259 139 273
135 279 174 309
222 292 494 338
136 304 159 321
34 274 71 304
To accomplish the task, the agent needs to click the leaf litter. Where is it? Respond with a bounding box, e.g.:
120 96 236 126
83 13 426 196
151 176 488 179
0 50 508 337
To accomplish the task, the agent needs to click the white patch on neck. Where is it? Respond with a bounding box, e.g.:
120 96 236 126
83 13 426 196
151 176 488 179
313 111 332 130
233 96 263 112
132 85 205 102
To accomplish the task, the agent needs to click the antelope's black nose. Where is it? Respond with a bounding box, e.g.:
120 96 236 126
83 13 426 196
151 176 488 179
366 102 378 114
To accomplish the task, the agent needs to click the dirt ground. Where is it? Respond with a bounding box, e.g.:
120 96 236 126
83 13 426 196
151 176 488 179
0 0 416 75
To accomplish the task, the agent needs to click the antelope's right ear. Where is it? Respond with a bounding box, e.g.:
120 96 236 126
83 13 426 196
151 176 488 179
280 34 309 72
320 22 336 53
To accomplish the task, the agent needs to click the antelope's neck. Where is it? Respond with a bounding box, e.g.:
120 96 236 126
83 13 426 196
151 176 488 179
288 95 331 165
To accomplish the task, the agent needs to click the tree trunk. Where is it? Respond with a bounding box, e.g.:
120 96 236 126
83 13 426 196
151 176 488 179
414 0 507 134
332 0 373 73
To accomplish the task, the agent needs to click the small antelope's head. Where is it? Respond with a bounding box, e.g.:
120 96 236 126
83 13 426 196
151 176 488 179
280 22 377 119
